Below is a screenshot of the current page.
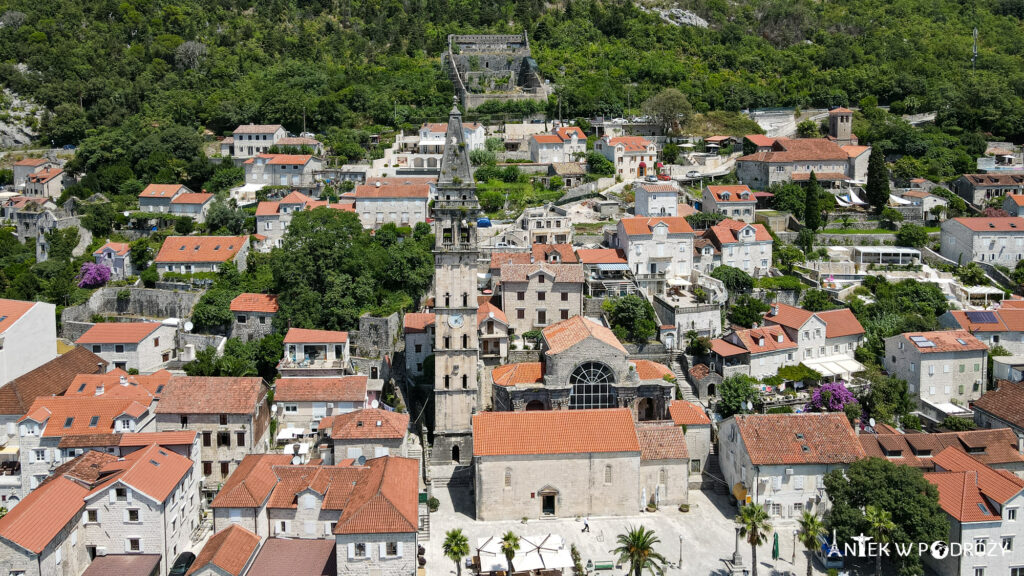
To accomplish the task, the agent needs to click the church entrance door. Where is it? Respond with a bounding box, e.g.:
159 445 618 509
542 494 556 516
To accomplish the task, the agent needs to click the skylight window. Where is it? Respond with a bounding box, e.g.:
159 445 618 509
89 416 99 427
64 417 74 428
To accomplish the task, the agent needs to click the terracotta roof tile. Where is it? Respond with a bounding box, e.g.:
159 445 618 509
0 347 106 415
636 424 688 460
352 182 430 199
211 454 294 509
897 330 987 353
19 396 149 437
737 138 851 164
187 524 261 576
555 126 586 140
575 248 627 264
274 376 367 403
254 154 313 166
320 408 408 440
932 446 1024 504
962 174 1024 187
117 431 197 447
139 184 189 198
1008 195 1024 207
277 136 322 147
81 555 163 576
730 325 797 354
669 400 711 425
711 338 747 357
689 363 710 381
267 465 362 509
532 243 578 263
26 168 62 183
333 456 418 534
972 381 1024 430
532 134 563 144
924 470 998 523
156 376 266 415
283 327 348 344
0 298 37 334
155 235 248 264
477 300 508 325
474 408 640 456
170 192 214 205
233 124 284 134
620 216 694 236
816 308 866 338
42 450 118 487
89 444 193 503
947 309 1024 332
631 359 673 380
255 201 281 217
230 293 279 313
501 262 584 284
744 134 776 147
841 145 870 158
706 185 754 203
0 476 87 553
247 538 337 576
542 316 627 355
76 322 162 345
860 428 1024 468
64 369 171 402
491 362 544 387
733 413 865 465
948 217 1024 232
604 136 652 152
704 219 772 246
13 157 51 167
93 242 130 256
403 313 435 334
490 251 531 271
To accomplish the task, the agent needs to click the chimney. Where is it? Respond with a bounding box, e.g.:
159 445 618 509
1018 434 1023 454
770 305 778 316
97 362 105 374
777 334 783 343
119 376 127 386
757 337 764 346
95 385 104 396
530 253 535 264
853 418 861 435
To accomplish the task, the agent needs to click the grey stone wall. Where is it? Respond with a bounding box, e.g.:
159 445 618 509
62 321 94 342
507 350 541 364
355 313 400 358
179 333 226 357
61 286 203 324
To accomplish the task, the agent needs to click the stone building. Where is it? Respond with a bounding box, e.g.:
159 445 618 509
953 173 1024 207
0 298 57 385
243 154 323 190
445 33 547 109
227 124 290 159
763 303 866 376
669 400 712 476
697 218 773 276
12 157 57 191
0 474 90 576
473 409 688 520
23 168 64 199
154 376 270 500
940 216 1024 267
702 185 756 223
477 299 509 363
514 204 572 245
317 408 410 465
499 262 584 335
154 235 250 276
634 182 679 218
75 322 177 373
736 138 870 189
402 313 435 378
138 184 193 214
275 376 368 435
528 126 586 164
973 380 1024 436
719 413 865 522
594 136 658 179
188 524 261 576
352 180 431 229
615 216 695 296
229 293 279 342
279 328 351 377
883 330 988 424
491 316 675 421
941 305 1024 355
93 242 133 280
210 454 293 539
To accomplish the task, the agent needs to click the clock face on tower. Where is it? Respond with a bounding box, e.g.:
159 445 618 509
448 314 464 328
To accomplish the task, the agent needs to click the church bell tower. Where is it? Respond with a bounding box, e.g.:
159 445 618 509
430 100 481 469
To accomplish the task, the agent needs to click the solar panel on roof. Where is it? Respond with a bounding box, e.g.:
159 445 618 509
966 311 998 323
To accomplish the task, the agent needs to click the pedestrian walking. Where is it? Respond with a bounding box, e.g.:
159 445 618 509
582 516 590 532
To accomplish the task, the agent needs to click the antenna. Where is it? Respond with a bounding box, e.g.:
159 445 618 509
972 28 978 72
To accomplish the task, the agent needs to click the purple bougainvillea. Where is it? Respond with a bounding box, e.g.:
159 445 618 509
804 381 857 412
77 262 111 288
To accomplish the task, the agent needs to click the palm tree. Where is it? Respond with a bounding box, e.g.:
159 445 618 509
501 531 520 573
865 505 896 576
443 529 469 576
736 504 771 576
612 525 668 576
797 511 824 576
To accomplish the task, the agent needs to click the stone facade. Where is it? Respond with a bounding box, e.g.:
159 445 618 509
594 136 658 179
243 155 323 190
81 324 177 373
230 125 289 159
634 184 678 218
953 173 1024 207
230 309 276 342
0 300 57 384
335 532 416 576
514 204 572 245
154 411 269 490
445 34 547 110
212 507 268 540
884 333 987 415
940 217 1024 267
0 512 87 576
499 264 584 335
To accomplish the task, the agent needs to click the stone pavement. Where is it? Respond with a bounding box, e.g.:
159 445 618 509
426 485 823 576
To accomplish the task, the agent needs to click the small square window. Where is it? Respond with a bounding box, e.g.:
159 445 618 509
128 509 139 522
355 543 367 558
87 510 98 523
115 345 124 353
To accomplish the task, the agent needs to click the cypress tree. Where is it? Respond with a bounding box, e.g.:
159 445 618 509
803 171 822 230
865 147 890 214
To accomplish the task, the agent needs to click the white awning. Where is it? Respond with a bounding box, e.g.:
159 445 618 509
277 427 304 440
803 355 866 378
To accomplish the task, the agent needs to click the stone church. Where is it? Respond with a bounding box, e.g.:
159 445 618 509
491 315 676 421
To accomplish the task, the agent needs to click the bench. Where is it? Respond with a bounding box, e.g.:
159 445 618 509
593 561 615 571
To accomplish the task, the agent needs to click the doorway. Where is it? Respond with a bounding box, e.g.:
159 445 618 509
525 400 545 411
451 445 460 463
542 494 556 516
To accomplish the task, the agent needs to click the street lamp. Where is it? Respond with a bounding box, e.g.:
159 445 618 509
792 529 798 564
678 535 683 568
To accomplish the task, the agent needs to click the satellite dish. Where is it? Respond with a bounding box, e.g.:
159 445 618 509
183 321 194 333
271 404 278 414
746 401 754 412
356 455 367 466
869 418 876 428
123 211 130 217
371 399 380 409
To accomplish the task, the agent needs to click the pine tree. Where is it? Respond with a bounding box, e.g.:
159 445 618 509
803 171 822 230
865 147 889 214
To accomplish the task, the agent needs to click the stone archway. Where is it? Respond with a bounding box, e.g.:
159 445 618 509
525 400 545 411
664 333 676 349
707 383 716 398
637 397 657 421
452 445 460 463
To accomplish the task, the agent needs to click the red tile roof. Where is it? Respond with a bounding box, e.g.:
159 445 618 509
320 408 408 440
403 313 435 334
64 369 171 402
972 381 1024 430
711 338 747 357
636 423 688 460
170 192 214 205
230 293 279 313
0 298 36 334
333 456 418 534
706 185 754 203
764 303 865 338
532 243 579 263
861 428 1024 468
255 201 281 216
76 322 162 345
962 174 1024 187
0 475 87 553
1008 195 1024 207
26 168 62 184
947 309 1024 332
247 538 337 576
283 327 348 344
501 262 584 284
543 315 627 355
932 446 1024 505
948 217 1024 232
491 362 544 387
477 300 508 326
267 465 363 510
924 470 998 523
829 107 853 115
81 555 163 576
19 396 149 436
737 138 850 163
157 376 265 415
13 157 51 167
277 136 322 147
233 124 284 134
897 330 988 353
636 183 678 194
247 154 314 166
556 126 586 140
139 184 188 198
704 219 772 246
744 134 776 147
211 454 294 509
575 248 627 264
42 449 119 487
532 134 563 144
631 359 673 380
275 376 367 403
155 235 248 264
93 242 130 256
669 400 711 426
605 136 652 152
620 216 694 236
730 325 797 354
352 183 430 199
89 444 193 503
474 408 640 456
187 524 261 576
733 413 866 465
841 145 870 158
118 431 198 447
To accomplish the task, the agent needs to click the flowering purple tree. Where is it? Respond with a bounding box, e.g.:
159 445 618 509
804 381 857 412
77 262 111 288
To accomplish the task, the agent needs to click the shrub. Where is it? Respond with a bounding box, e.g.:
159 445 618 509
76 262 111 288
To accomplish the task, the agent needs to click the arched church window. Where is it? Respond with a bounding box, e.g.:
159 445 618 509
504 469 512 488
568 362 615 410
462 374 468 389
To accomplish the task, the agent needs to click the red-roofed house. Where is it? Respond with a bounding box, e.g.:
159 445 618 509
352 179 431 229
75 321 176 373
528 126 586 163
513 203 572 245
210 453 293 537
720 413 865 518
477 299 509 361
275 376 369 434
155 235 250 276
23 168 64 199
188 524 261 576
243 153 323 191
402 313 435 378
473 409 689 519
923 448 1024 576
763 302 866 379
0 298 57 384
12 157 57 191
940 216 1024 267
941 305 1024 354
279 328 351 377
635 181 680 218
0 475 90 575
695 218 773 276
669 400 712 476
615 217 695 294
138 183 194 213
954 173 1024 207
93 241 134 279
736 138 869 189
318 408 411 464
594 135 658 178
1004 194 1024 217
230 293 279 342
702 185 756 223
884 330 989 423
229 124 289 159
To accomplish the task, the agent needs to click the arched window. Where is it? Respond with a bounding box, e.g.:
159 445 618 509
443 375 450 389
444 293 450 307
659 469 667 485
569 362 615 410
462 334 469 348
461 374 468 389
443 336 451 349
604 465 612 484
504 469 512 488
462 293 469 307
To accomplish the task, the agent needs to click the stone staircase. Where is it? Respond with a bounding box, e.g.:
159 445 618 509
702 443 729 495
671 352 700 404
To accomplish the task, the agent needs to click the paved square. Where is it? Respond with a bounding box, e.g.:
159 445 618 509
425 485 821 576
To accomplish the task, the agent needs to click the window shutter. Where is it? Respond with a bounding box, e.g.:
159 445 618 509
44 449 51 463
109 489 116 504
772 476 782 490
379 542 386 557
126 489 133 504
794 476 804 490
124 539 131 553
396 542 403 557
348 543 355 560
